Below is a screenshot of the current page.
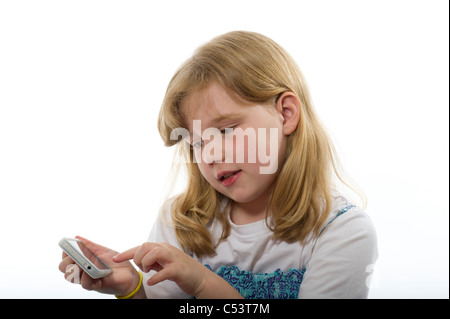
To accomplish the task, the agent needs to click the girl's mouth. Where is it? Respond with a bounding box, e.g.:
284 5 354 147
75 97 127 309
217 170 242 187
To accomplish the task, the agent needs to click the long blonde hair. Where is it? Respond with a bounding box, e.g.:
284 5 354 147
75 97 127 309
158 31 360 257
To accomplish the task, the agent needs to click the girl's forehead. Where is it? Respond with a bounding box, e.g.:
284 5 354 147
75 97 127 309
180 83 243 128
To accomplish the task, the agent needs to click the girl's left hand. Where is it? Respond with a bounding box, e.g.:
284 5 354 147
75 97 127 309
113 242 208 297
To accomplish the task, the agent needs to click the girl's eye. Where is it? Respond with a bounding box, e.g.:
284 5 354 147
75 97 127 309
220 126 237 134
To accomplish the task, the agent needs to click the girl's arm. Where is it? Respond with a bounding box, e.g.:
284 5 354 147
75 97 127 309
194 266 243 299
113 242 243 299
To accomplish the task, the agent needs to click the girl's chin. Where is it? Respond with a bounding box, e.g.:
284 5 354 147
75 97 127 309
219 189 262 204
215 188 247 202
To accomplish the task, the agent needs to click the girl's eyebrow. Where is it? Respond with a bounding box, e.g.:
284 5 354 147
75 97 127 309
210 112 243 126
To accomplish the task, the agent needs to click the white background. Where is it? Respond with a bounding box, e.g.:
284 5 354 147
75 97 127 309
0 0 448 298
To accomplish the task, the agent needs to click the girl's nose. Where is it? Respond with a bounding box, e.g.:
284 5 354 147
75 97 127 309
202 137 224 165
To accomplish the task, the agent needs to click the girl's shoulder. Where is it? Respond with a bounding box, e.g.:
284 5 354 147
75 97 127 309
303 194 378 270
319 195 376 241
299 195 378 298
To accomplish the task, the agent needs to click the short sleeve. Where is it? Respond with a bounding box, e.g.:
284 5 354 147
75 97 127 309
147 199 183 249
298 208 378 299
142 198 191 299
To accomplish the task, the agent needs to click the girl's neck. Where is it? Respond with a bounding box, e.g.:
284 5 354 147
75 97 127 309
230 188 272 225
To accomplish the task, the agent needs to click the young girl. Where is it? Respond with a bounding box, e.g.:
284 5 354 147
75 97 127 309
59 31 377 299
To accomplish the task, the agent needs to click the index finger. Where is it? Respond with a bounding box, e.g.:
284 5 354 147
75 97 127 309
113 246 140 263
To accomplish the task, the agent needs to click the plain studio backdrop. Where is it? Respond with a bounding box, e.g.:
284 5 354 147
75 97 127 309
0 0 448 299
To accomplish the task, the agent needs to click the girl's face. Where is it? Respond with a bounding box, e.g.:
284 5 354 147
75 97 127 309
180 82 289 206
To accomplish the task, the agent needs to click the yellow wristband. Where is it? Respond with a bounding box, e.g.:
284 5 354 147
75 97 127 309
115 272 143 299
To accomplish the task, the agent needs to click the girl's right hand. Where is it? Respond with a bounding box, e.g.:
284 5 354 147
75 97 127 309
58 236 142 298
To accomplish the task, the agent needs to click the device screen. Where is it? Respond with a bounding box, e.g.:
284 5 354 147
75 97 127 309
68 239 110 270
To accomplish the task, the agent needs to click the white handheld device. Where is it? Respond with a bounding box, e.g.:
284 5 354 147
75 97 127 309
59 237 112 279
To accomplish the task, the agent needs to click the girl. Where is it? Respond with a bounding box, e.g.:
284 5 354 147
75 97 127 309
59 31 377 299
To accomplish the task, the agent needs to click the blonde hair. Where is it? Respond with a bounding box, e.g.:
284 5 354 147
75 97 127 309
158 31 361 257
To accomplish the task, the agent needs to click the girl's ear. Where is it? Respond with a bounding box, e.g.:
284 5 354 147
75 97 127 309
276 92 300 135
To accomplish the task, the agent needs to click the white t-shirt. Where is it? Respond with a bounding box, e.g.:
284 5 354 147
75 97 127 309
143 195 378 299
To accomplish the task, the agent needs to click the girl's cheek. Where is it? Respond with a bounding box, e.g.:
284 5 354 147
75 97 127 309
197 162 215 183
224 129 257 164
